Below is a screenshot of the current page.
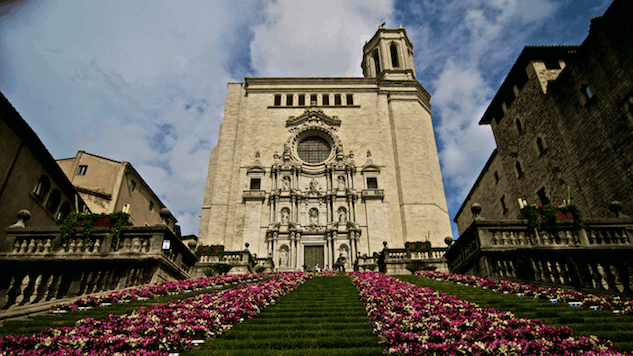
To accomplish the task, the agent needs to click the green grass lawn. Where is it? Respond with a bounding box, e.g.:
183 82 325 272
398 275 633 352
183 275 384 356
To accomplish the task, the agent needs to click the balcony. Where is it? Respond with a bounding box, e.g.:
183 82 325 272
243 190 266 201
361 189 384 200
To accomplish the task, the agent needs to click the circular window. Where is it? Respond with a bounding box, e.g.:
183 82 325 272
297 136 331 164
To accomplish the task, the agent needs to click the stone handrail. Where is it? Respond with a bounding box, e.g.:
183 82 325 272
195 249 255 275
0 226 198 311
384 247 448 261
446 218 633 295
243 190 266 201
361 189 384 200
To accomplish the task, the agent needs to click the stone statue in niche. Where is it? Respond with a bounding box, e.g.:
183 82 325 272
309 208 319 225
338 207 347 223
281 208 290 224
337 176 345 190
309 178 318 193
279 248 289 266
282 176 290 190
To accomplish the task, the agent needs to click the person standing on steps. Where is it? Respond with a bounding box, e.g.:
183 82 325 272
335 254 346 272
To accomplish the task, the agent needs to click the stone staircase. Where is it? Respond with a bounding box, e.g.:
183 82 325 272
185 275 384 355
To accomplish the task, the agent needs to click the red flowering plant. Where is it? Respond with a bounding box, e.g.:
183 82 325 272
404 241 432 254
352 271 630 355
417 271 632 315
195 244 225 258
5 273 309 355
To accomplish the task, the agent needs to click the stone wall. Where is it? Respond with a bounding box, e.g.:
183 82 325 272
455 2 633 234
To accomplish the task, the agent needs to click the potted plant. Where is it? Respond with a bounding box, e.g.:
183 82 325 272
59 212 132 246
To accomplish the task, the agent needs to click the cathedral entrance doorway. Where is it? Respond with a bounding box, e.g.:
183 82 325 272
304 245 324 271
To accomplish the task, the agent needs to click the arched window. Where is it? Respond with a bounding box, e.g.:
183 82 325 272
33 175 50 202
45 189 61 214
390 42 399 68
372 49 381 75
57 201 71 221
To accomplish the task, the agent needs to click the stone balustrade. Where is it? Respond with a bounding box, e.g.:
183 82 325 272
254 257 275 272
0 225 197 311
243 190 266 201
192 245 263 277
361 189 384 200
373 244 450 275
446 212 633 296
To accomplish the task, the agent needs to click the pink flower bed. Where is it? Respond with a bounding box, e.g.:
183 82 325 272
417 270 633 315
351 271 630 355
1 273 308 355
52 273 269 312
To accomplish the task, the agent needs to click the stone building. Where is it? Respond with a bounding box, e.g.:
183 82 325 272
57 151 178 231
455 0 633 234
199 26 453 271
0 92 88 248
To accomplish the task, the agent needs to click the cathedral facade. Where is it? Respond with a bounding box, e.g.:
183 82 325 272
199 27 452 271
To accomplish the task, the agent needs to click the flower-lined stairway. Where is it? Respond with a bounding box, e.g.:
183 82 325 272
2 271 632 355
351 272 633 355
0 273 307 355
187 274 384 355
402 272 633 353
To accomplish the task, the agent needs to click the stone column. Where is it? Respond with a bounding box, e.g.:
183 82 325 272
289 232 295 269
272 232 278 269
293 233 299 268
326 233 333 268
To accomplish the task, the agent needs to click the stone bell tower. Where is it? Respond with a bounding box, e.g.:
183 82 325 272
362 25 417 80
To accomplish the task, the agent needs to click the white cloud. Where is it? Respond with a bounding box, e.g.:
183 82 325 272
250 0 394 77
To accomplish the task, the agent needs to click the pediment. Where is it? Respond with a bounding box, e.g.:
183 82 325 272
286 105 341 128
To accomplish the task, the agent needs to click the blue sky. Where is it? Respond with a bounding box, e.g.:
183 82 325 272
0 0 612 238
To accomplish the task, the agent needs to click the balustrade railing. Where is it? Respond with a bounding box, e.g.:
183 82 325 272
0 225 197 311
446 216 633 296
361 189 384 200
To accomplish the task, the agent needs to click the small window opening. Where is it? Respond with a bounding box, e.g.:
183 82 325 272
494 171 499 184
274 94 282 106
537 187 550 205
334 94 342 106
130 180 136 192
298 94 306 106
77 165 88 176
544 59 561 70
536 137 545 155
515 118 523 134
33 175 50 201
500 195 508 213
583 85 593 100
372 49 381 74
322 95 329 106
286 94 293 106
57 201 71 221
149 201 154 211
366 177 378 189
250 178 261 190
45 189 61 214
346 94 354 106
390 43 399 68
515 161 524 178
310 94 318 105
